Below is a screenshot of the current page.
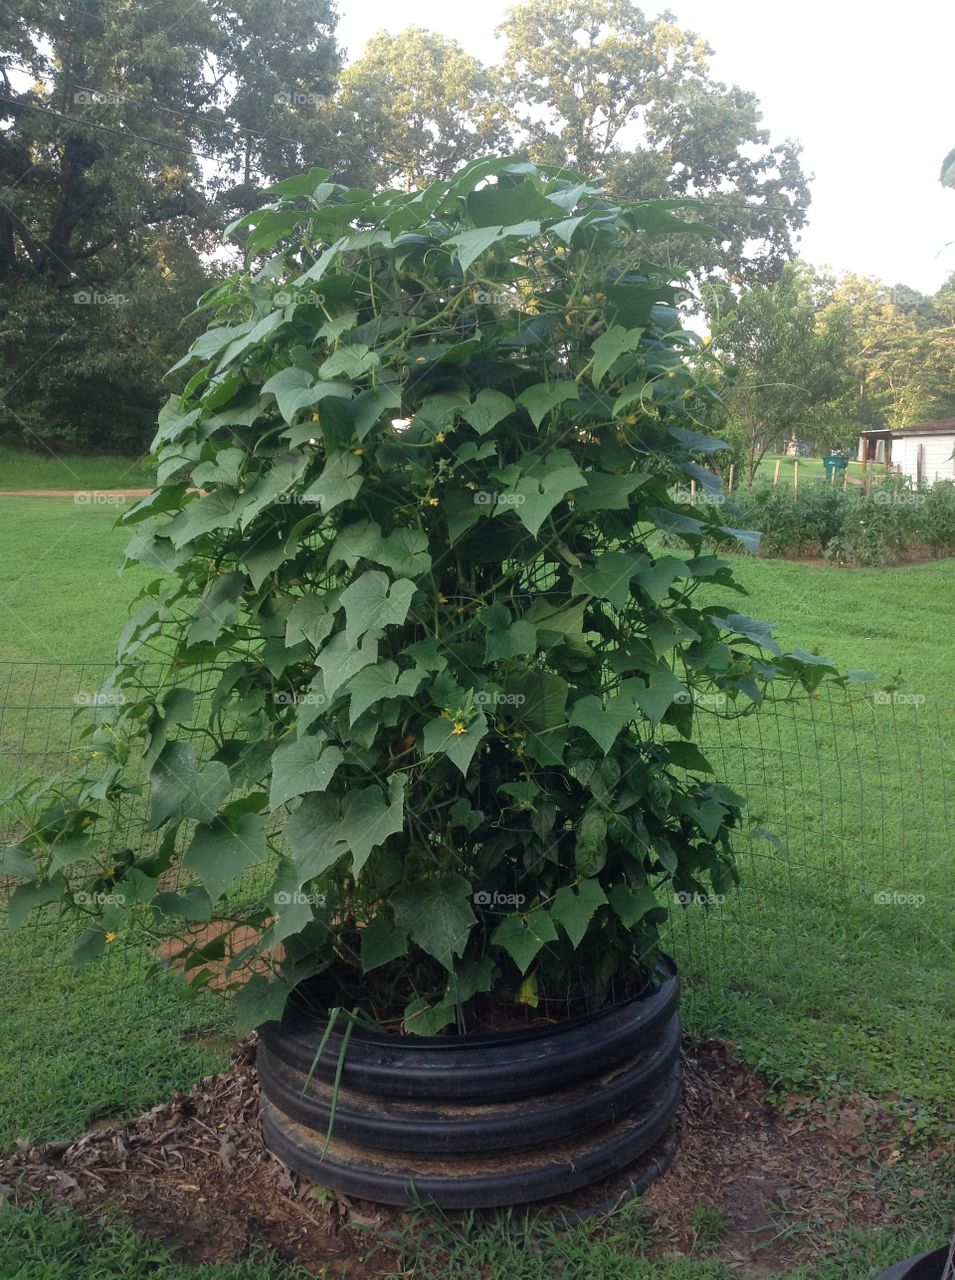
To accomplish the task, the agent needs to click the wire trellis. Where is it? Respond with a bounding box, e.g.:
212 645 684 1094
1 661 953 1144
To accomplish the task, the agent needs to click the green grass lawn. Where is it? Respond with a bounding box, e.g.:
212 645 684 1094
756 452 864 486
0 1196 946 1280
1 495 953 1278
0 443 156 490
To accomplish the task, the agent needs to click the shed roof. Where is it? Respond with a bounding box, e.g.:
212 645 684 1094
891 419 955 437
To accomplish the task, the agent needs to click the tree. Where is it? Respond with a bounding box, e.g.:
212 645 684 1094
497 0 810 284
817 273 955 431
709 263 853 481
0 0 341 450
335 29 511 192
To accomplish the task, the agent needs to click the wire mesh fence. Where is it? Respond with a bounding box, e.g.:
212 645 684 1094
2 661 953 1144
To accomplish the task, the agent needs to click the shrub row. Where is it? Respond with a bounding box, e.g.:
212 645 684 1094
692 476 955 565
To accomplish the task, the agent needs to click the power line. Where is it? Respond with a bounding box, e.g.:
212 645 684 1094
0 93 238 166
72 83 329 156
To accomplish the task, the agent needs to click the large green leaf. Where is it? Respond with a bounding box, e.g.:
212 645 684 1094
340 571 416 645
316 629 380 699
188 572 244 645
319 344 379 380
626 667 686 723
7 879 62 933
262 367 351 424
516 381 580 428
286 777 405 884
391 873 476 970
285 792 349 883
302 451 364 514
571 551 644 609
444 225 507 272
575 471 647 512
338 779 406 876
491 909 558 974
422 711 488 776
569 693 637 753
941 147 955 189
360 916 409 972
166 489 245 549
590 325 643 387
508 452 586 537
462 389 514 435
183 813 266 903
608 883 659 928
345 662 422 724
550 879 608 948
269 735 344 810
147 742 231 830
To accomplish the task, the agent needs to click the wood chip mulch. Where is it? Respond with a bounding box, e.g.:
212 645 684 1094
0 1036 945 1276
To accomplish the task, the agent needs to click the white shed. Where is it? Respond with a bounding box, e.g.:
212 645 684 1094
891 421 955 485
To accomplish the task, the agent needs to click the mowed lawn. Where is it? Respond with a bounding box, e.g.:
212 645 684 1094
0 443 155 490
0 492 953 1280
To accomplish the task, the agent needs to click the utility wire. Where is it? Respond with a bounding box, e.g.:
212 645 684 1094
0 93 232 166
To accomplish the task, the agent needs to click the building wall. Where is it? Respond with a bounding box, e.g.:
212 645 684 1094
892 434 955 484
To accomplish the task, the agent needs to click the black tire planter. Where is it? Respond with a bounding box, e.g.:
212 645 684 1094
257 956 681 1209
872 1248 951 1280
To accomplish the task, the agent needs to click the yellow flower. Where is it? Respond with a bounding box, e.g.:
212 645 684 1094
626 414 638 425
596 292 606 301
554 246 567 256
105 931 118 943
427 497 440 506
440 710 449 718
435 432 446 443
81 815 93 826
415 356 427 364
451 722 467 735
582 294 592 305
437 593 448 604
352 447 364 456
311 413 319 422
91 751 102 758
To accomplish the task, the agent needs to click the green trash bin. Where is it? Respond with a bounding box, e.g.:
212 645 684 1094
823 455 849 480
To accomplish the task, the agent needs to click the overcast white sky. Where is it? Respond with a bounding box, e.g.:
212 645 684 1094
337 0 955 295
